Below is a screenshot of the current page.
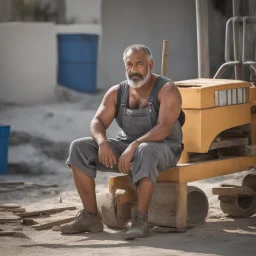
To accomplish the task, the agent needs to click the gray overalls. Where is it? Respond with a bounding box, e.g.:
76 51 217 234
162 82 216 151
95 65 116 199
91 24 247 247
66 76 183 185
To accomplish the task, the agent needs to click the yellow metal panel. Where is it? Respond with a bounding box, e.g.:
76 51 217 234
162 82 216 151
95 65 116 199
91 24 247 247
179 87 202 109
182 109 202 152
176 78 250 88
182 104 251 153
250 87 256 102
200 104 251 152
177 79 251 109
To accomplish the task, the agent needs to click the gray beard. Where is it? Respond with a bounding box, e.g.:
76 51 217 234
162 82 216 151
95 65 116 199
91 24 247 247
126 69 151 88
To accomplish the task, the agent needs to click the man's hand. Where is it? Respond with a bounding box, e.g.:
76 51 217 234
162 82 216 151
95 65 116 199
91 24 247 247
118 142 139 174
98 140 117 168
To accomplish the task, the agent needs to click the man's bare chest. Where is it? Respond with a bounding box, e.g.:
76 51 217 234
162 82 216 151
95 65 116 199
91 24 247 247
129 95 150 109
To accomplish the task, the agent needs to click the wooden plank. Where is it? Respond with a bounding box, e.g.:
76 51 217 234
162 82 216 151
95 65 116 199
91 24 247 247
0 182 24 186
0 231 25 238
212 186 256 197
0 212 21 223
175 183 187 231
0 208 26 213
22 215 50 226
161 40 169 76
0 203 21 209
16 204 76 217
24 210 77 229
159 156 256 183
109 176 134 194
32 216 76 230
209 137 249 150
0 231 16 236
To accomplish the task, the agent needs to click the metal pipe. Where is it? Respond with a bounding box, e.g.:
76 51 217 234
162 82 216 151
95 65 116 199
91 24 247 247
214 61 240 79
225 17 235 62
195 0 210 78
233 0 243 79
242 17 256 84
242 17 247 64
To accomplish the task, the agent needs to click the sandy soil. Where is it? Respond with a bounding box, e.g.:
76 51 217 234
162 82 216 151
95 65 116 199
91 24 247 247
0 98 256 256
1 216 256 256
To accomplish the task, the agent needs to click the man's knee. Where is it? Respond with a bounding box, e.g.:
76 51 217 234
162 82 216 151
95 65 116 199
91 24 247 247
69 137 92 152
134 142 155 159
68 137 98 162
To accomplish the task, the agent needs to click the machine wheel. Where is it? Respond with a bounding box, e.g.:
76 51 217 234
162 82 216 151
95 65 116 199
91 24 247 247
242 174 256 192
220 195 256 217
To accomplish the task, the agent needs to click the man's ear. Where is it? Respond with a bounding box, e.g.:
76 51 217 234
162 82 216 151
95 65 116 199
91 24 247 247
149 59 154 71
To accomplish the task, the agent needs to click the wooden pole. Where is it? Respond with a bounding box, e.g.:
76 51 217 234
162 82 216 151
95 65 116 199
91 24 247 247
161 40 169 76
195 0 210 78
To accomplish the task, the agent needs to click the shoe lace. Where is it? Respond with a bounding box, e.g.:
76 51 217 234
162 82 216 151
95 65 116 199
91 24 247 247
131 211 146 227
74 210 86 221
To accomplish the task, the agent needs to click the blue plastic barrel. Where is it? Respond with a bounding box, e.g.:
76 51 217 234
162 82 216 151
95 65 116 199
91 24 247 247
57 34 99 93
0 125 10 174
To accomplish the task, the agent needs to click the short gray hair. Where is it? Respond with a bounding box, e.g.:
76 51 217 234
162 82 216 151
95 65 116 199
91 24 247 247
123 44 153 62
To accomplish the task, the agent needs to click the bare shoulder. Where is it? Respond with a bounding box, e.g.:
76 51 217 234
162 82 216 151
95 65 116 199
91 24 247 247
103 84 119 105
158 80 181 102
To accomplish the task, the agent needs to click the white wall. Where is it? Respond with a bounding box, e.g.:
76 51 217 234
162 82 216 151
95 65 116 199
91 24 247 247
65 0 101 24
0 22 57 104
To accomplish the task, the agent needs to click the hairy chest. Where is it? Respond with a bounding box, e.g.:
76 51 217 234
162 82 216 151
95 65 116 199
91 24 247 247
128 95 150 109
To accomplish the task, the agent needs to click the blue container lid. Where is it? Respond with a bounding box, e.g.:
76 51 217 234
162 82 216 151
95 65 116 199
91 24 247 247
0 125 11 137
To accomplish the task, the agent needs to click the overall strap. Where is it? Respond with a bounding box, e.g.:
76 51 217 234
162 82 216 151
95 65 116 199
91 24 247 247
148 76 186 127
120 81 129 107
116 80 129 117
148 76 171 113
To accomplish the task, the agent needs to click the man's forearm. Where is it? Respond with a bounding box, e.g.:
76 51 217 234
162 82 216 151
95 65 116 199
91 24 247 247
136 123 172 144
90 119 108 145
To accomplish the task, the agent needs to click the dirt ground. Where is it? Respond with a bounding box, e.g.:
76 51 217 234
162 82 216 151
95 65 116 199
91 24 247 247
1 216 256 256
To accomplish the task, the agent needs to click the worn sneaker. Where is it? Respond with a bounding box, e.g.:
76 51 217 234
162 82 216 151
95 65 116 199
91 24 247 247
125 210 149 240
60 209 103 234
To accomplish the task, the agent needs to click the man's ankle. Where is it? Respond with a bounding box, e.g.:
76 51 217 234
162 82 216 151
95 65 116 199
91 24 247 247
89 211 99 216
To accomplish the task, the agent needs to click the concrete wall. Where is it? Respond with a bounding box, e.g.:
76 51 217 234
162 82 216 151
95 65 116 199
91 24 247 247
98 0 228 88
0 23 57 104
0 0 12 22
99 0 198 88
65 0 101 24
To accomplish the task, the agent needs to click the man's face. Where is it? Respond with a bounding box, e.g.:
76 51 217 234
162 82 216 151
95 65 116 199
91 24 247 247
124 50 153 88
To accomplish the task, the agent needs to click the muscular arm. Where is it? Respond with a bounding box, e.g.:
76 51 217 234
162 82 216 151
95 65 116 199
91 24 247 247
90 85 118 145
136 81 182 143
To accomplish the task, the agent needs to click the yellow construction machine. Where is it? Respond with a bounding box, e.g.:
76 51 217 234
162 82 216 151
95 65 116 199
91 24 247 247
98 0 256 232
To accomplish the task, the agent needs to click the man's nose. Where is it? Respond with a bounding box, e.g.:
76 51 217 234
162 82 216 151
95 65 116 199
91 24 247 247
131 65 138 73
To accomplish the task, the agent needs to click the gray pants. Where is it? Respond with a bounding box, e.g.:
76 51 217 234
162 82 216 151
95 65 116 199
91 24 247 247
66 137 179 185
